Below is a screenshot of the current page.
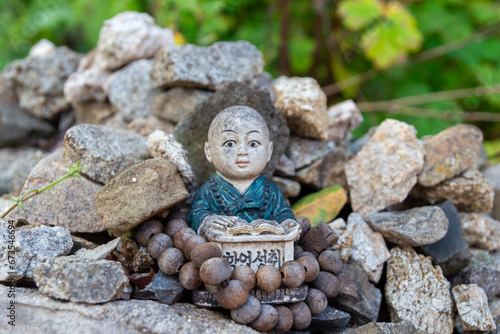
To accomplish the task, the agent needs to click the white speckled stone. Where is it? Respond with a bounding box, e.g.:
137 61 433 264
452 284 496 332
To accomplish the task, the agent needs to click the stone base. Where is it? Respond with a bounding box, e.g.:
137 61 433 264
192 284 308 308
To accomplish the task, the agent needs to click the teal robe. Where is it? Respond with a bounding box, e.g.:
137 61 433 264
188 174 295 232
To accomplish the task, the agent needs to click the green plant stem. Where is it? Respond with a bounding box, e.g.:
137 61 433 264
1 191 38 218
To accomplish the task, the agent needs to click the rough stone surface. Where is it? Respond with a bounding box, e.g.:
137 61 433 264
459 213 500 251
294 147 351 190
153 87 212 123
0 76 55 147
331 262 382 325
273 76 329 141
73 101 116 125
414 168 494 213
94 11 175 71
452 267 500 300
128 117 174 137
151 271 186 305
64 65 111 103
452 284 496 332
63 124 150 184
75 237 120 260
285 135 336 170
0 219 72 281
345 322 419 334
33 256 129 303
483 163 500 221
365 206 448 247
270 176 301 198
346 213 390 284
275 154 295 177
0 285 257 334
308 306 351 331
108 59 161 121
0 148 46 195
328 226 354 262
386 247 455 334
345 119 424 217
418 124 483 187
152 41 263 90
418 200 469 269
327 99 363 144
95 158 189 236
3 43 83 120
9 149 105 233
174 82 289 184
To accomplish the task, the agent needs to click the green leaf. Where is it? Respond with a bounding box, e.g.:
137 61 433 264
361 23 402 69
338 0 383 30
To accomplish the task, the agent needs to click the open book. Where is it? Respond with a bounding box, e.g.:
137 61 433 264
227 219 285 235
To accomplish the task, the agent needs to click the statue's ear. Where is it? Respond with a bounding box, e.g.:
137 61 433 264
204 142 212 163
267 141 274 162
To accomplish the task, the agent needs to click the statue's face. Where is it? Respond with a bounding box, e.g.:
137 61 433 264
205 114 273 182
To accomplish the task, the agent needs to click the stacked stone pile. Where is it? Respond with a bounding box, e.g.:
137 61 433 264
1 11 499 333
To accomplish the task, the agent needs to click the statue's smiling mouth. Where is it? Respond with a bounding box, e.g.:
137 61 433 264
236 161 249 167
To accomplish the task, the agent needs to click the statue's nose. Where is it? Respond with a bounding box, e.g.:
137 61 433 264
237 143 248 155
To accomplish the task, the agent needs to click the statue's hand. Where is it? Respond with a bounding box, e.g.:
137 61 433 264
199 214 239 235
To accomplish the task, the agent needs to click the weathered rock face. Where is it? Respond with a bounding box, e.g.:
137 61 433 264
418 124 483 187
152 87 212 123
0 76 55 147
3 42 83 120
414 168 494 213
451 267 500 300
331 262 382 325
174 82 289 184
63 124 151 184
94 11 175 71
386 247 455 334
33 256 129 303
73 101 117 125
128 117 174 137
365 206 449 247
273 76 329 141
308 306 351 331
108 59 160 121
94 158 189 236
345 119 424 217
459 213 500 251
0 219 73 281
0 148 46 195
346 213 390 284
9 149 105 233
151 271 186 304
285 135 336 170
345 321 419 334
152 41 263 90
64 64 111 103
0 285 258 334
326 99 363 144
270 176 301 198
482 163 500 221
452 284 496 332
75 237 120 260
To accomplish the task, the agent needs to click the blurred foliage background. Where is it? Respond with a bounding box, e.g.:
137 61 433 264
2 0 500 160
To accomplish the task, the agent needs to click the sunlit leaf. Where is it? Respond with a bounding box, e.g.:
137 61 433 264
338 0 383 30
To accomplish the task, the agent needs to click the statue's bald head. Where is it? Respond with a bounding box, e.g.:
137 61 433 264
207 106 269 143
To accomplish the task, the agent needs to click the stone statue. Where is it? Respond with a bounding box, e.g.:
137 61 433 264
188 106 298 236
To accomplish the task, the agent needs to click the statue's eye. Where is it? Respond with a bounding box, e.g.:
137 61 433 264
224 140 235 147
249 141 260 148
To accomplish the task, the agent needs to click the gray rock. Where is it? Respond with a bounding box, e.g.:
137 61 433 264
452 267 500 300
419 200 469 269
275 154 295 177
309 306 351 331
0 77 55 147
0 148 46 195
270 176 301 198
327 99 363 144
413 168 494 213
94 158 189 236
64 65 111 103
73 101 117 125
108 59 161 121
128 117 175 137
9 149 105 233
63 124 151 184
344 322 419 334
174 82 289 184
483 163 500 221
452 284 496 332
152 41 263 90
418 124 483 187
294 147 351 190
152 87 212 123
346 213 390 284
33 256 129 303
3 43 83 120
0 219 72 281
75 237 120 260
331 262 382 325
345 119 424 217
94 12 175 71
274 76 329 141
151 271 186 304
365 206 449 247
285 135 336 170
459 213 500 251
0 285 258 334
386 247 455 334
